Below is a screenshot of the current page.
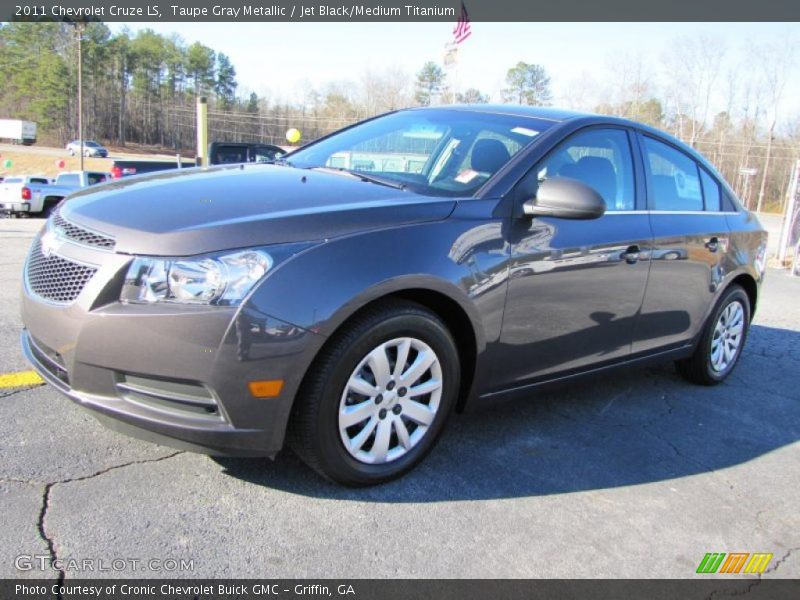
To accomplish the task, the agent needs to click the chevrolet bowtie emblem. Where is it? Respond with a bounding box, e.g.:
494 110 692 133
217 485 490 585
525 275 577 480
40 229 62 258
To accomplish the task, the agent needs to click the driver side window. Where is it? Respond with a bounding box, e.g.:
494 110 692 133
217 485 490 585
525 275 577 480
536 128 636 211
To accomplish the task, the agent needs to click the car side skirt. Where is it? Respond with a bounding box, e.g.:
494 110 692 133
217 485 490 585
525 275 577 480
478 342 694 402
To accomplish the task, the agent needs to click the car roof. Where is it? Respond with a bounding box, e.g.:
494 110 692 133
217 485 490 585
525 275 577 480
407 104 589 123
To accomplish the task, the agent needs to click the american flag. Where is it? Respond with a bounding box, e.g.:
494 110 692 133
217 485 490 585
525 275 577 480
453 1 471 44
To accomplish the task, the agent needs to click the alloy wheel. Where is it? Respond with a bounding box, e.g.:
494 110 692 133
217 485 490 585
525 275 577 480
709 300 745 372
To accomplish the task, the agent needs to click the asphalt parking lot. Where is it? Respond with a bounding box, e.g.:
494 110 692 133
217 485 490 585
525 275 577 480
1 218 798 580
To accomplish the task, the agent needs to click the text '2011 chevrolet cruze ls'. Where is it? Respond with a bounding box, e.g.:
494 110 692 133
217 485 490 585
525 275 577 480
22 106 767 485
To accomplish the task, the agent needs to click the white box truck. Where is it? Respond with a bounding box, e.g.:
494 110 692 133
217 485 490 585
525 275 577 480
0 119 37 145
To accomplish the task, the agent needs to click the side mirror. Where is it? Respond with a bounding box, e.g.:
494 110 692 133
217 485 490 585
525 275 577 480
522 177 606 220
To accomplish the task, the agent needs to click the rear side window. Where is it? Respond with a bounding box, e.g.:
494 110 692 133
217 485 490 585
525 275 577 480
699 168 721 211
537 128 636 211
87 173 107 185
30 178 49 184
57 174 80 186
642 136 703 211
212 145 247 164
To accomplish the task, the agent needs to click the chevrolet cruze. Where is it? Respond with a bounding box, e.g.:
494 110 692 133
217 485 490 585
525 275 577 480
22 106 767 485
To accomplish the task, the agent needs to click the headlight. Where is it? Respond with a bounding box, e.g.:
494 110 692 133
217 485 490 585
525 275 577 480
121 250 273 306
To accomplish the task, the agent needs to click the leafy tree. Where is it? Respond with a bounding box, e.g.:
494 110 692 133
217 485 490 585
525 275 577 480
502 62 552 106
414 61 445 106
215 53 237 109
109 30 135 144
186 41 215 96
456 88 490 104
246 92 260 114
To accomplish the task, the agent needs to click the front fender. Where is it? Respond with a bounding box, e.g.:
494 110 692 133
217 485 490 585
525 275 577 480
245 209 511 392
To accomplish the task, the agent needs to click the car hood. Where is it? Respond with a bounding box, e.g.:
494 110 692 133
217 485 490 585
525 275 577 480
60 165 457 255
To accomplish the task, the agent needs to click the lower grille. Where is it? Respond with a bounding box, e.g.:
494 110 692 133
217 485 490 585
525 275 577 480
29 335 69 385
26 239 97 304
115 373 222 420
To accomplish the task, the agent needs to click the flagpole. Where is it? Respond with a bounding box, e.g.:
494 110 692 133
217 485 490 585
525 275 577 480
448 1 471 103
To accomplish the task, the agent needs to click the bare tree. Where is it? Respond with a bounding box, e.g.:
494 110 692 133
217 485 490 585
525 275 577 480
662 33 726 147
754 33 799 212
361 67 411 114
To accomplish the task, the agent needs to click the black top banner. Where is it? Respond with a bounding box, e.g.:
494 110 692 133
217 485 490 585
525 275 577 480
2 0 799 22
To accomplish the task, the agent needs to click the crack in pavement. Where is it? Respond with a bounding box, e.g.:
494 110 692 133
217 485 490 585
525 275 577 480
16 451 185 589
38 483 64 595
765 547 799 576
0 384 44 399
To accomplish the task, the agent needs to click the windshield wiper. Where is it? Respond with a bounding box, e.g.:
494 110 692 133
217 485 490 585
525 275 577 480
352 171 407 191
312 167 407 191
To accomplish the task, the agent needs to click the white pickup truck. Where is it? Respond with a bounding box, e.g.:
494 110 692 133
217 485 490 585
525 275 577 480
0 175 51 217
0 171 111 217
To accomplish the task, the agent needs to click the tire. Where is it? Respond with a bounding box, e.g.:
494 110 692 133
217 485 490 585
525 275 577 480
68 149 75 156
290 300 460 486
676 284 750 385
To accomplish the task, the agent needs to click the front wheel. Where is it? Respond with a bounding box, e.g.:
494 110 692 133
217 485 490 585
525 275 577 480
676 284 750 385
290 301 460 486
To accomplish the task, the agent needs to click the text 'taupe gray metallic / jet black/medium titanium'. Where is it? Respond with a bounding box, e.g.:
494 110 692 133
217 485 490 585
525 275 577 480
21 106 767 486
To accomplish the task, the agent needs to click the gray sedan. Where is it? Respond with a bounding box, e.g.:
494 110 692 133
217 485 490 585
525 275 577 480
23 106 767 486
66 140 108 158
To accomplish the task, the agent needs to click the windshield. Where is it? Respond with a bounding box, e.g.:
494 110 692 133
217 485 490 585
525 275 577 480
286 109 553 197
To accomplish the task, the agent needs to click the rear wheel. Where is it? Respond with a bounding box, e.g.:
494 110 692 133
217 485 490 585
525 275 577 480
676 284 750 385
290 301 460 486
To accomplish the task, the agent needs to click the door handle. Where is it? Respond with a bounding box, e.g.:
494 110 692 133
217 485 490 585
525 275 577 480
705 237 719 252
621 245 640 264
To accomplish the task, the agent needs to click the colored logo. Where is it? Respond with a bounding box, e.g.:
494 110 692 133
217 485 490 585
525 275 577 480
696 553 773 574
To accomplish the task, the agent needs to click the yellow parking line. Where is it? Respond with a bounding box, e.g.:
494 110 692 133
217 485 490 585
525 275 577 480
0 370 44 388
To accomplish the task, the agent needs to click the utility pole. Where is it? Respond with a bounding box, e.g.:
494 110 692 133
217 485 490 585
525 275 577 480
777 159 800 267
76 23 84 171
196 97 208 167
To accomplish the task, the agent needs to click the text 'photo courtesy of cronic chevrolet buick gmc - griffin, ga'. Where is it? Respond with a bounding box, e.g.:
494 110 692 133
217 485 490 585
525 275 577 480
21 105 766 486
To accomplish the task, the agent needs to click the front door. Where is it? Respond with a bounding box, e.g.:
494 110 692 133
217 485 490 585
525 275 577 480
494 127 652 390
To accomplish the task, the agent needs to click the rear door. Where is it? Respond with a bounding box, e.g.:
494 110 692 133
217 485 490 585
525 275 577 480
632 133 732 354
495 126 652 388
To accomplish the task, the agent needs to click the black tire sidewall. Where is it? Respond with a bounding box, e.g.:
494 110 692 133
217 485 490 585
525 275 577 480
699 287 750 382
314 311 460 485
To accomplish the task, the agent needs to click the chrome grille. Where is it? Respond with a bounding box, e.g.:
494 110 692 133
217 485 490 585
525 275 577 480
26 239 97 304
52 207 116 250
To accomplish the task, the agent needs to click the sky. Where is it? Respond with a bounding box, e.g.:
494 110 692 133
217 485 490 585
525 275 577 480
109 22 799 123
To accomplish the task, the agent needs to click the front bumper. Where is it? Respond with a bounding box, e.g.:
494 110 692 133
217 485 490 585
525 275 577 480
20 238 323 456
